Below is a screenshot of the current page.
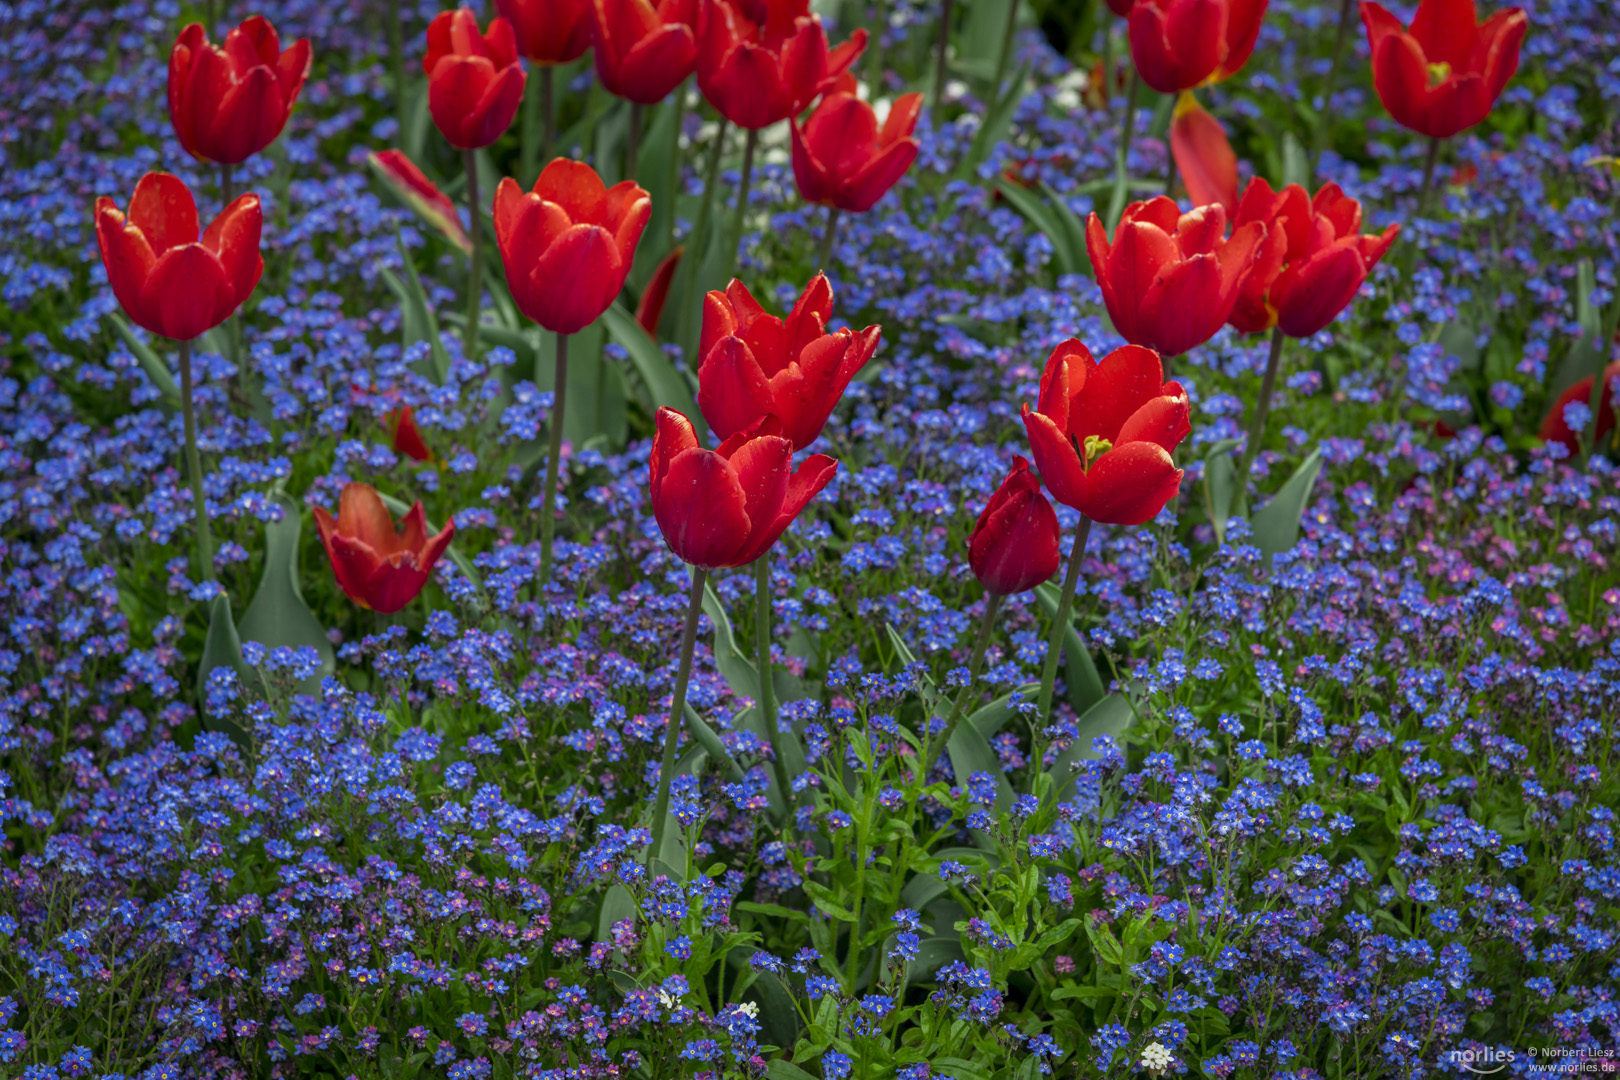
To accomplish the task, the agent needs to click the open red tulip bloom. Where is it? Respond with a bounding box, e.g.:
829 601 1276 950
1127 0 1268 93
314 483 455 614
497 0 593 64
168 16 311 165
1086 197 1265 357
1021 341 1190 526
696 0 866 130
1229 178 1401 338
791 92 923 213
650 408 838 568
494 159 652 334
424 9 527 150
591 0 699 104
96 172 263 342
368 149 473 254
969 456 1061 596
1541 362 1620 455
1361 0 1527 139
697 274 881 450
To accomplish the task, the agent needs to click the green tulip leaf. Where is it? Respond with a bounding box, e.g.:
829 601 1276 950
383 229 451 383
1202 436 1242 543
237 494 335 696
108 313 179 409
1252 447 1324 560
1033 581 1106 714
196 594 257 747
1045 694 1135 799
602 302 703 437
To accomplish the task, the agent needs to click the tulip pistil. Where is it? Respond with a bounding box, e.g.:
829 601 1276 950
1426 61 1451 86
1082 434 1113 465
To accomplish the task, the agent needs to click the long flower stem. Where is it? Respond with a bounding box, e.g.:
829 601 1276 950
921 591 1003 779
1034 517 1093 724
1311 0 1355 173
538 333 569 587
819 206 842 273
932 0 953 124
177 338 215 581
992 0 1020 95
626 102 644 180
387 0 406 139
649 566 709 868
675 117 730 348
666 83 689 255
755 555 792 811
728 127 759 279
866 0 887 90
463 147 482 360
1416 135 1442 219
1108 70 1141 227
1235 327 1286 514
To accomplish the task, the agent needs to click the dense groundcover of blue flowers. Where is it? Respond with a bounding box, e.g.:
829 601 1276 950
2 0 1620 1078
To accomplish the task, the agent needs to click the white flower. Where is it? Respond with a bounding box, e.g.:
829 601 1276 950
1140 1042 1174 1072
737 1002 759 1018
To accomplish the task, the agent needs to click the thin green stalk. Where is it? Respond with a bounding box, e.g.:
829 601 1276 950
867 0 888 90
674 117 731 348
463 147 482 360
1416 135 1442 219
1164 144 1179 199
755 555 792 811
1311 0 1356 173
921 591 1003 779
932 0 953 124
649 566 709 868
728 126 759 278
626 102 644 179
387 1 406 139
1107 69 1141 228
819 206 842 272
1235 327 1286 514
176 338 215 581
992 0 1021 97
666 83 689 255
538 332 569 587
1033 517 1093 724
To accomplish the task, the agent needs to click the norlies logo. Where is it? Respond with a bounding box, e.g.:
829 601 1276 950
1448 1047 1515 1074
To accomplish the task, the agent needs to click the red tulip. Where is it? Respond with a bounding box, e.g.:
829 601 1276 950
423 9 527 150
1168 92 1237 214
493 159 652 334
1105 0 1136 14
1127 0 1268 93
167 16 311 165
1228 178 1401 338
367 149 473 254
314 483 455 614
1085 197 1265 357
95 172 263 342
496 0 593 64
636 247 684 335
695 0 866 130
969 456 1060 596
649 408 837 568
697 274 881 450
1021 341 1191 526
591 0 700 104
1360 0 1527 139
391 404 434 463
791 92 923 213
1541 362 1620 455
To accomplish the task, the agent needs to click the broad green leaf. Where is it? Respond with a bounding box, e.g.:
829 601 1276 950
108 313 179 409
1052 984 1116 1001
631 97 681 286
958 63 1029 181
966 684 1040 739
947 714 1014 814
1201 436 1242 543
1281 131 1310 188
1084 915 1124 967
383 229 451 382
1046 694 1134 798
1251 447 1324 559
803 880 857 922
766 1061 817 1080
532 320 624 450
196 594 255 746
237 494 335 696
683 702 744 781
595 884 636 943
1038 180 1093 278
702 574 762 700
601 302 703 437
906 935 966 982
993 179 1079 276
740 963 801 1052
1034 581 1106 713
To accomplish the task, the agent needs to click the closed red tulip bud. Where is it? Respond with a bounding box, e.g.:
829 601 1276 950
696 0 866 130
168 16 311 165
1228 178 1401 338
1127 0 1268 94
1361 0 1527 139
969 456 1060 596
1021 340 1191 526
497 0 593 64
96 172 263 342
368 149 473 254
1169 92 1238 214
493 159 652 334
591 0 700 104
1086 197 1265 357
423 9 527 150
314 484 455 614
1541 362 1620 455
697 274 881 450
391 404 434 463
649 408 838 568
791 92 923 213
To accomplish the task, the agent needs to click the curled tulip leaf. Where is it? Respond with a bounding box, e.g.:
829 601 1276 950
1252 447 1325 559
237 493 335 696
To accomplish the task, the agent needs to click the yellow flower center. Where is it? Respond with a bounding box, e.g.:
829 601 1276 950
1427 61 1452 87
1083 435 1113 464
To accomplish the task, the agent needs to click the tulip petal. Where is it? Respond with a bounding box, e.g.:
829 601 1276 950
1115 391 1192 454
428 55 499 148
97 202 159 333
841 138 919 212
880 93 925 145
735 452 837 565
277 37 313 105
537 158 609 225
465 62 526 148
656 447 751 567
1479 7 1528 100
1071 344 1169 446
726 433 792 552
697 336 777 441
1409 0 1479 68
635 246 682 336
1127 0 1225 94
207 64 284 165
1101 215 1182 347
1138 251 1225 356
1035 339 1092 430
970 464 1060 596
1080 442 1185 525
790 120 835 207
129 172 200 256
604 181 652 264
1022 405 1091 513
140 245 232 341
651 406 701 502
336 482 404 555
1272 243 1367 338
184 44 237 162
613 24 699 103
1170 92 1237 214
525 224 623 334
708 40 795 128
1214 0 1268 80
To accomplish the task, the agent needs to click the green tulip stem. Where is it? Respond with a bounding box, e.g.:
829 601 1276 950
176 337 215 582
1416 135 1442 220
1164 142 1179 199
1311 0 1356 173
387 1 406 139
867 0 888 90
649 565 708 868
666 83 689 255
992 0 1020 97
538 332 568 587
755 555 792 811
920 590 1002 781
463 147 482 360
1110 69 1141 228
674 116 730 349
932 0 953 124
819 206 842 273
1033 515 1093 728
1234 326 1286 516
728 126 760 279
627 102 644 179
